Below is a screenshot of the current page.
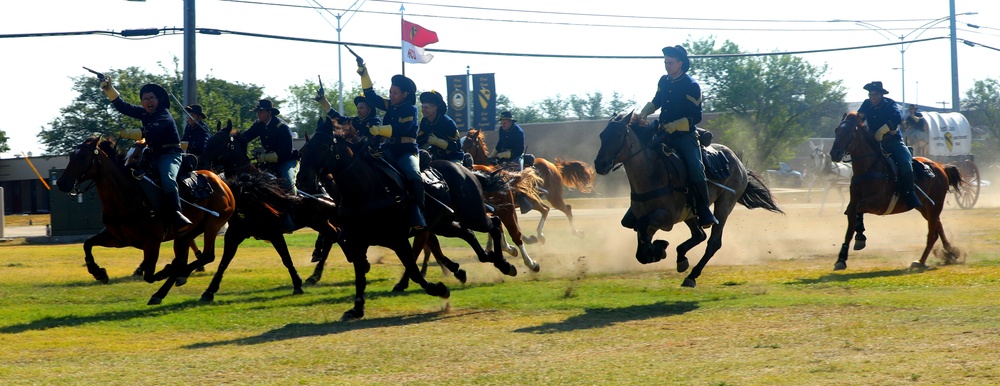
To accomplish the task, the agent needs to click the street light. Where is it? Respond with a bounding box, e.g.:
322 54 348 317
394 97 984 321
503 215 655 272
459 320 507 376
831 12 977 106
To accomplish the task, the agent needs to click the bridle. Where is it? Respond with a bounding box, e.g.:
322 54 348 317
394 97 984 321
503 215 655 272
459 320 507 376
608 118 644 172
67 143 101 196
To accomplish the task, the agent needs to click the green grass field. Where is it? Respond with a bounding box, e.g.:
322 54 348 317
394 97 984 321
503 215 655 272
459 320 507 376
3 203 1000 385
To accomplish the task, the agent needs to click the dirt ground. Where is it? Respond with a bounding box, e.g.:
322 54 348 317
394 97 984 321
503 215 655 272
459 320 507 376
496 181 1000 281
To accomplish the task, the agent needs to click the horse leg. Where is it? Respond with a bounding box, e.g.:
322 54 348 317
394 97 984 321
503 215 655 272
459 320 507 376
426 234 466 283
147 236 192 305
550 197 583 238
675 219 708 273
395 232 430 292
499 204 539 271
524 204 549 245
819 183 832 215
82 229 122 284
341 243 371 321
835 205 860 270
487 216 519 275
190 240 205 272
200 229 245 302
311 233 327 263
682 220 726 288
305 225 338 285
852 213 867 250
391 238 450 299
634 210 669 265
912 207 947 270
273 236 304 294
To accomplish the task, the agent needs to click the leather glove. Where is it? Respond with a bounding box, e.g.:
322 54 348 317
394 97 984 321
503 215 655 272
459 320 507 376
357 65 373 89
497 150 512 159
257 152 279 164
874 124 892 141
487 149 498 159
369 125 392 138
639 101 656 119
662 117 690 133
317 95 332 114
118 129 142 140
426 134 448 150
100 79 120 101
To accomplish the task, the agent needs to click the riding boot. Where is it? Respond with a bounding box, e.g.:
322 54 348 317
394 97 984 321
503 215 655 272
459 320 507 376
899 172 923 208
165 194 191 236
692 181 718 228
515 193 533 214
407 179 427 230
279 212 296 234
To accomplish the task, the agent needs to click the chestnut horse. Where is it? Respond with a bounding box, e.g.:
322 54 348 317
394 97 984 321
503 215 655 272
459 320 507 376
473 164 543 273
463 129 596 243
828 112 962 270
56 135 235 305
594 113 783 287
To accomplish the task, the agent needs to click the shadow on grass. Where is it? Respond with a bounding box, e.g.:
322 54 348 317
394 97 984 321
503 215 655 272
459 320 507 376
514 301 699 334
184 309 491 349
0 299 207 334
784 268 919 285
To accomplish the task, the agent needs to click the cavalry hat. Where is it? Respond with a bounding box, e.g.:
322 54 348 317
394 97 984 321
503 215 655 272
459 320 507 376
139 83 170 110
863 81 889 95
419 90 448 113
498 111 516 122
353 93 369 107
184 104 207 119
250 99 280 115
661 45 691 72
391 74 417 105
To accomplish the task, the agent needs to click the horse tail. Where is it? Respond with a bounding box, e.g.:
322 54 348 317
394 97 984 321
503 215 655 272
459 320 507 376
555 159 596 194
510 167 545 202
738 169 784 214
943 164 963 192
229 171 302 213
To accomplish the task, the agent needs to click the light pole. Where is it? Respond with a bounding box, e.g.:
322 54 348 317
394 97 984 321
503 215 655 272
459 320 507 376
310 0 365 113
831 12 977 106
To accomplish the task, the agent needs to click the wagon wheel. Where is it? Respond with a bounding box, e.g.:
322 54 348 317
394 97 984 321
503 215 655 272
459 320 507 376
954 160 980 209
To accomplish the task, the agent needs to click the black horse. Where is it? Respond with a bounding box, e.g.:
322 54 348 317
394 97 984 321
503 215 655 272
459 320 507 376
297 132 516 320
197 171 342 301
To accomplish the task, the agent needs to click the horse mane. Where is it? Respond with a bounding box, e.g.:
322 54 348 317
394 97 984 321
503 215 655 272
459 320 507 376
227 171 302 212
472 168 507 193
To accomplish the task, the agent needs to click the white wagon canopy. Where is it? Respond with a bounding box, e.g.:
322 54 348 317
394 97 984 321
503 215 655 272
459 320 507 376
913 111 980 209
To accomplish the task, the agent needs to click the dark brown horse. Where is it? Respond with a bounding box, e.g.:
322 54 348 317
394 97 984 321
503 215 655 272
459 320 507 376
55 135 235 305
297 132 516 320
828 112 963 270
463 129 596 243
594 113 783 287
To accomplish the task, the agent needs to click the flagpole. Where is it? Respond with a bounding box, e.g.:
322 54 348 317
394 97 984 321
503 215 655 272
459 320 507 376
400 4 406 76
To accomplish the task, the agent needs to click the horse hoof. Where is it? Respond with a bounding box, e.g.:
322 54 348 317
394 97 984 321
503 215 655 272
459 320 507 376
507 248 519 257
200 292 215 302
529 261 541 273
392 284 408 292
430 282 450 299
523 235 538 245
94 268 110 284
132 267 143 277
147 297 163 306
537 235 546 245
676 258 690 273
454 269 468 284
341 308 364 321
853 242 866 251
496 261 518 277
834 261 847 271
910 261 928 270
304 277 318 286
681 278 697 288
174 276 187 287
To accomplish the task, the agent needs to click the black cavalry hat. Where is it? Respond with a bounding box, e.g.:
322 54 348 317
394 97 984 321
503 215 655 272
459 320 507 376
661 45 691 72
498 110 516 123
250 99 280 115
419 90 448 113
139 83 170 110
863 81 889 95
184 104 207 119
391 74 417 105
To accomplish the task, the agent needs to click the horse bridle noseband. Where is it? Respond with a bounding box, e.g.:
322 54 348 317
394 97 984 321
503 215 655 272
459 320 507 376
68 144 101 196
610 121 644 172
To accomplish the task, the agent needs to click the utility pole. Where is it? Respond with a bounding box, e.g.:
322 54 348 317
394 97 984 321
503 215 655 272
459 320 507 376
183 0 196 106
949 0 960 112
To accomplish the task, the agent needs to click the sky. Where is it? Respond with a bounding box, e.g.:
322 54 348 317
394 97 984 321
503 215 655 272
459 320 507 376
1 0 997 158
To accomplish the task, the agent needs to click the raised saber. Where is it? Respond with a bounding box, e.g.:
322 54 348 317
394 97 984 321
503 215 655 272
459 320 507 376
141 175 220 217
915 184 936 206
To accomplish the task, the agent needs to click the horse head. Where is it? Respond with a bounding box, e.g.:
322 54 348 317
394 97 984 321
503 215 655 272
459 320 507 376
296 130 355 193
462 128 488 164
123 139 148 170
829 112 866 163
594 111 636 175
200 120 249 173
56 134 110 194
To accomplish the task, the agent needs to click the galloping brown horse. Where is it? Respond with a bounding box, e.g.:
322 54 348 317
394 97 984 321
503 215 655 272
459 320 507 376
56 135 235 305
594 113 783 287
473 163 543 273
463 129 596 243
828 112 962 270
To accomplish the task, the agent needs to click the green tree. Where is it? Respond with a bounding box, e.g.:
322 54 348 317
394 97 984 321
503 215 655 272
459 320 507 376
687 37 846 168
0 129 9 154
40 66 266 155
538 94 570 121
603 91 636 118
963 78 1000 160
284 80 365 138
569 92 604 120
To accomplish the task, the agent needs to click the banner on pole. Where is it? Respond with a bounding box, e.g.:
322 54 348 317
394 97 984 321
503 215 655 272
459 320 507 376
445 75 469 131
471 73 496 131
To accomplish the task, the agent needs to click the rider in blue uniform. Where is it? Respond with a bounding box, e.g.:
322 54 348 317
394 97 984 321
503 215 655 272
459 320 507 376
101 80 192 232
857 81 922 208
489 111 535 213
356 63 425 229
417 90 464 163
238 99 297 232
638 45 717 228
181 104 211 157
317 93 383 144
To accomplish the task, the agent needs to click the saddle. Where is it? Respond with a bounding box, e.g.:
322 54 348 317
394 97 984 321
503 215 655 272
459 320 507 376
873 150 935 183
131 149 215 215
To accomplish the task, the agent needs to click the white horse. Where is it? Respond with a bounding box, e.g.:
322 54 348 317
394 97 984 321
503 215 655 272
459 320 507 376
807 140 852 214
